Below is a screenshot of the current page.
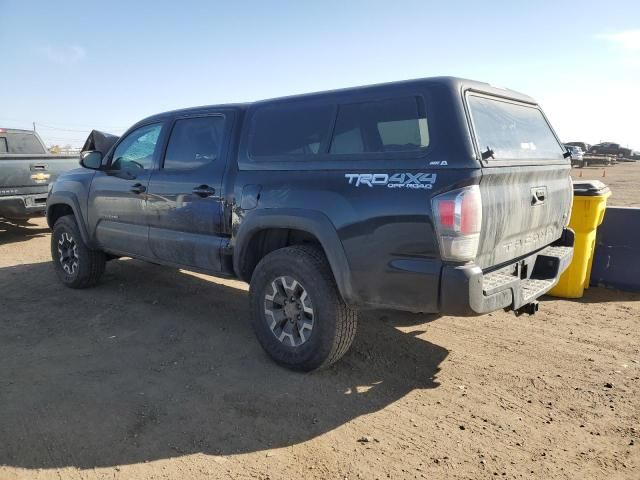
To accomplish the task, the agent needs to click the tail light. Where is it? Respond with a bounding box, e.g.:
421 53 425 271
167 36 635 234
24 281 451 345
432 185 482 262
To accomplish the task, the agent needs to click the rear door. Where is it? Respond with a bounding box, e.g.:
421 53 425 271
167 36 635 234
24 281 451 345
466 93 572 269
146 112 232 271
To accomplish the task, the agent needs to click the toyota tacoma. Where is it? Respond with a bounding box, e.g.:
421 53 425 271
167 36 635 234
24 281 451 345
47 77 574 371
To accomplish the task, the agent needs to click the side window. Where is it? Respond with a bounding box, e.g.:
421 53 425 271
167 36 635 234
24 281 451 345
111 123 163 171
164 116 225 170
330 104 365 154
0 138 7 153
249 103 334 158
330 97 429 154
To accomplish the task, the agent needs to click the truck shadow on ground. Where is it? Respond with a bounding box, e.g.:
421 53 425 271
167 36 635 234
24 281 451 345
0 218 50 246
0 259 448 470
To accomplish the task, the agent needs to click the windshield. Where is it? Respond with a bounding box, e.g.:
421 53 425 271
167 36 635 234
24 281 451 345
468 95 565 161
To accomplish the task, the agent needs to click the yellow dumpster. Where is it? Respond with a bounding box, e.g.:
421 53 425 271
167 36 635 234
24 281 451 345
549 180 611 298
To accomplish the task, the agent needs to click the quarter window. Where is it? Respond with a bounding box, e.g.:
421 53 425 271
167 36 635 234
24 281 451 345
164 116 225 170
249 104 334 157
330 97 429 154
111 123 162 170
0 138 7 153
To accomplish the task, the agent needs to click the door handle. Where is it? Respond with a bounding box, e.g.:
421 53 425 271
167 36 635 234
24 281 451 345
192 185 215 198
531 186 547 205
130 183 146 194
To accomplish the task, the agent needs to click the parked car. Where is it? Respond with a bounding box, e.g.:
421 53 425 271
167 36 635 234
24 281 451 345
588 142 633 160
566 141 591 152
0 128 79 219
564 144 584 167
581 154 615 167
47 77 574 371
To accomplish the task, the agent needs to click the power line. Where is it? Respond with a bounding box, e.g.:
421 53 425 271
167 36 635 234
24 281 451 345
0 117 128 132
36 123 92 133
36 122 128 132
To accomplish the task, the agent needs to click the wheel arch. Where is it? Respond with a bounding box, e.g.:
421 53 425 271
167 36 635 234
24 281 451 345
234 209 357 306
46 192 90 245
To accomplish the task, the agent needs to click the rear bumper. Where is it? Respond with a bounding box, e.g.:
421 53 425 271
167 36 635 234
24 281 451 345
0 194 48 219
439 229 574 316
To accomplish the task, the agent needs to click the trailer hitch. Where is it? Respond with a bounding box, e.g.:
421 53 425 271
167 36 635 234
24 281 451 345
513 301 539 317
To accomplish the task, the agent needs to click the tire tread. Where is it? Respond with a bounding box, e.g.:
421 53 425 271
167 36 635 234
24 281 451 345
52 215 105 289
286 245 358 369
249 244 358 371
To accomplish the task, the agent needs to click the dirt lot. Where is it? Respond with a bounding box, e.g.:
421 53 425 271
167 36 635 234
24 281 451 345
1 164 639 480
571 161 640 208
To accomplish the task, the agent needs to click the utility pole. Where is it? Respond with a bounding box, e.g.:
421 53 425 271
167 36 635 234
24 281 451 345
33 122 36 132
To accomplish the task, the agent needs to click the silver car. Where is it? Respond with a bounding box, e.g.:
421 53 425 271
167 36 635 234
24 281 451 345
564 144 584 167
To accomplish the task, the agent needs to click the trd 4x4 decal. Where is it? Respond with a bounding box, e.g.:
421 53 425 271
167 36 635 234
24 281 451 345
345 172 437 189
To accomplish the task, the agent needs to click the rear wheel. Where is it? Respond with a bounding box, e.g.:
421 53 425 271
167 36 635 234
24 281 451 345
249 245 357 371
51 215 106 288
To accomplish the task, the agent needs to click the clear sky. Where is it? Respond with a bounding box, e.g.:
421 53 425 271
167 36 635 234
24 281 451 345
1 0 639 149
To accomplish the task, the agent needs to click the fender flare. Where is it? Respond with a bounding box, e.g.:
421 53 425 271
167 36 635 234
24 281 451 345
234 208 357 306
46 192 91 246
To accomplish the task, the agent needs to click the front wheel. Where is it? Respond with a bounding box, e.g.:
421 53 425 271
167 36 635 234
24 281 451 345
51 215 106 288
249 245 357 371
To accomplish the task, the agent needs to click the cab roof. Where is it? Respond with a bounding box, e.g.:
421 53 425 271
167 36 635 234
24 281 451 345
133 76 536 129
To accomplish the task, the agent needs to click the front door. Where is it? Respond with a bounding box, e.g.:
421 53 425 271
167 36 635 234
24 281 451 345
88 122 165 258
146 113 230 271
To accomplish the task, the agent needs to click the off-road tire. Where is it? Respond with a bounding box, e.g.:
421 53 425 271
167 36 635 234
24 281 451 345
249 245 358 371
51 215 106 289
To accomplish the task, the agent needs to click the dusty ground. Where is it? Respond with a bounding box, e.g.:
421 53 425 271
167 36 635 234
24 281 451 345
571 160 640 207
1 165 639 480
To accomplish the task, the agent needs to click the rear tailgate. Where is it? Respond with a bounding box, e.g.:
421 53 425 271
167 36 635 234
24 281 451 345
0 155 79 194
466 93 572 269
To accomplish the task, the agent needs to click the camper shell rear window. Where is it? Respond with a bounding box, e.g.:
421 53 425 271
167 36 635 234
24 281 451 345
467 94 564 161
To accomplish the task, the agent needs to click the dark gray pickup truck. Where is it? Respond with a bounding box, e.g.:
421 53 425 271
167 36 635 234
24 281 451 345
0 128 78 219
47 77 574 370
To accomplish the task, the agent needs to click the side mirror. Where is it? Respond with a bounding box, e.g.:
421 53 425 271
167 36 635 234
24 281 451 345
80 150 103 170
